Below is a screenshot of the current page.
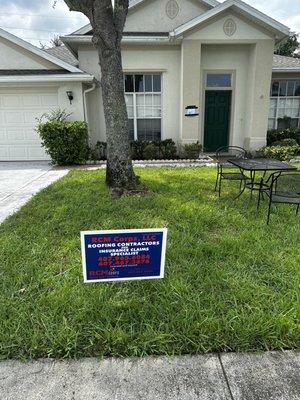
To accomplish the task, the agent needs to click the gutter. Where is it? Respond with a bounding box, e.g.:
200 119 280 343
62 34 180 46
0 74 94 83
272 68 300 73
83 82 97 145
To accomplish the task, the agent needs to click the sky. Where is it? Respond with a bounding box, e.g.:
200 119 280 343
0 0 299 48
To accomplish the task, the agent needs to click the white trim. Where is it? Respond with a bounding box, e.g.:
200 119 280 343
72 24 92 36
122 36 172 44
80 228 168 284
129 0 219 9
170 0 290 38
0 28 84 73
61 35 92 44
272 68 300 73
62 34 177 46
0 74 94 83
70 0 220 36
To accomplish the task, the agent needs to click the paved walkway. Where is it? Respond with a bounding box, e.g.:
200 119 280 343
0 351 299 400
0 162 68 223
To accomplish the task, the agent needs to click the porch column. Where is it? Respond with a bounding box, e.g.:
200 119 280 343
180 40 201 144
244 40 274 150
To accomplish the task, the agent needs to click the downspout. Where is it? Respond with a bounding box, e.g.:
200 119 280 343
83 82 97 146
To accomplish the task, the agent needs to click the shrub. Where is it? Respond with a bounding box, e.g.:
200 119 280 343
182 142 202 159
272 138 299 147
37 109 72 123
38 121 89 165
258 145 300 161
158 139 178 159
143 143 160 160
130 139 178 160
90 141 107 161
267 128 300 145
131 141 147 160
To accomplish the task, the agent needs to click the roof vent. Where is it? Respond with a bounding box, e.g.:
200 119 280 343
166 0 179 19
223 18 237 37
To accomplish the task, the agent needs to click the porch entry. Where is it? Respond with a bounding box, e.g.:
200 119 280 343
204 91 231 152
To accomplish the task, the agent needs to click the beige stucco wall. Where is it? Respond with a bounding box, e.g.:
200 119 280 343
180 41 201 143
244 40 274 150
186 11 273 41
125 0 209 33
272 73 300 80
78 9 277 151
0 37 61 70
79 44 181 145
180 11 275 150
200 44 251 149
57 82 85 121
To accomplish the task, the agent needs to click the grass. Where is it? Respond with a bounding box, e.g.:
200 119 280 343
0 167 299 360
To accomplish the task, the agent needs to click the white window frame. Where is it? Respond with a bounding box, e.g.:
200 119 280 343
124 73 162 141
204 72 233 91
269 79 300 130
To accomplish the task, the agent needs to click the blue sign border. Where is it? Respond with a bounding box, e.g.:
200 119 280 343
80 228 168 283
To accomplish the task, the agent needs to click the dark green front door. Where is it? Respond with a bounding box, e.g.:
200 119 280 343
204 91 231 152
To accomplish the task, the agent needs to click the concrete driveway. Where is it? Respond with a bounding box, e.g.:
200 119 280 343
0 162 68 223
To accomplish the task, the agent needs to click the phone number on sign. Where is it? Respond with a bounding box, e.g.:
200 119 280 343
98 255 151 266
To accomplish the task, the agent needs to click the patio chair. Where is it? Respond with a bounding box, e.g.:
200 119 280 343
257 171 300 224
215 146 247 197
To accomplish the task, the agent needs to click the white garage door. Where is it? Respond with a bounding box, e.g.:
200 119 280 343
0 88 58 161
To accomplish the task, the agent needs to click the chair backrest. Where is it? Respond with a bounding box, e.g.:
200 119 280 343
271 171 300 198
216 146 246 163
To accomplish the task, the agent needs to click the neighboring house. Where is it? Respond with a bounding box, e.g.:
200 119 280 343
0 0 300 161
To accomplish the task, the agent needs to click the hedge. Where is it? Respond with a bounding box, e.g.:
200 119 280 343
90 139 204 161
258 144 300 161
267 128 300 146
38 121 89 165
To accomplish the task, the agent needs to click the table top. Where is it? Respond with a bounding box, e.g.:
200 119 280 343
228 158 297 172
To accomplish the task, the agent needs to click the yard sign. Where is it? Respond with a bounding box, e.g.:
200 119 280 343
81 228 167 283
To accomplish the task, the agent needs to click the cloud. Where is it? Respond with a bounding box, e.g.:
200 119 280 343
0 0 87 46
0 0 299 47
283 15 300 33
0 0 44 11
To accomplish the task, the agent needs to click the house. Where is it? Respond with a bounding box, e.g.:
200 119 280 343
0 0 300 161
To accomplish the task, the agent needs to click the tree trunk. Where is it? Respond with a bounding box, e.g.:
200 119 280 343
96 42 138 190
62 0 138 193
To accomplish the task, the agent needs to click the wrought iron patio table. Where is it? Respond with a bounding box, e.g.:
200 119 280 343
228 158 297 199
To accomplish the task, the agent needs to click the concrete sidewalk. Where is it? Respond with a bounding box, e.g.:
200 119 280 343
0 351 299 400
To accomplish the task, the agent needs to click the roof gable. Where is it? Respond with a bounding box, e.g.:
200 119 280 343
170 0 290 41
0 28 82 73
129 0 219 10
184 10 275 41
72 0 219 36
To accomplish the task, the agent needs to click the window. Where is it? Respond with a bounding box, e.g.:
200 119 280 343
269 80 300 130
206 73 232 88
124 74 162 141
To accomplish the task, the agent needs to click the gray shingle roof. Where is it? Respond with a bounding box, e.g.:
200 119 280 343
44 46 79 67
0 69 70 76
273 54 300 70
44 46 300 73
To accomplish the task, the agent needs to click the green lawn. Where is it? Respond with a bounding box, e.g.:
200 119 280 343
0 167 299 360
